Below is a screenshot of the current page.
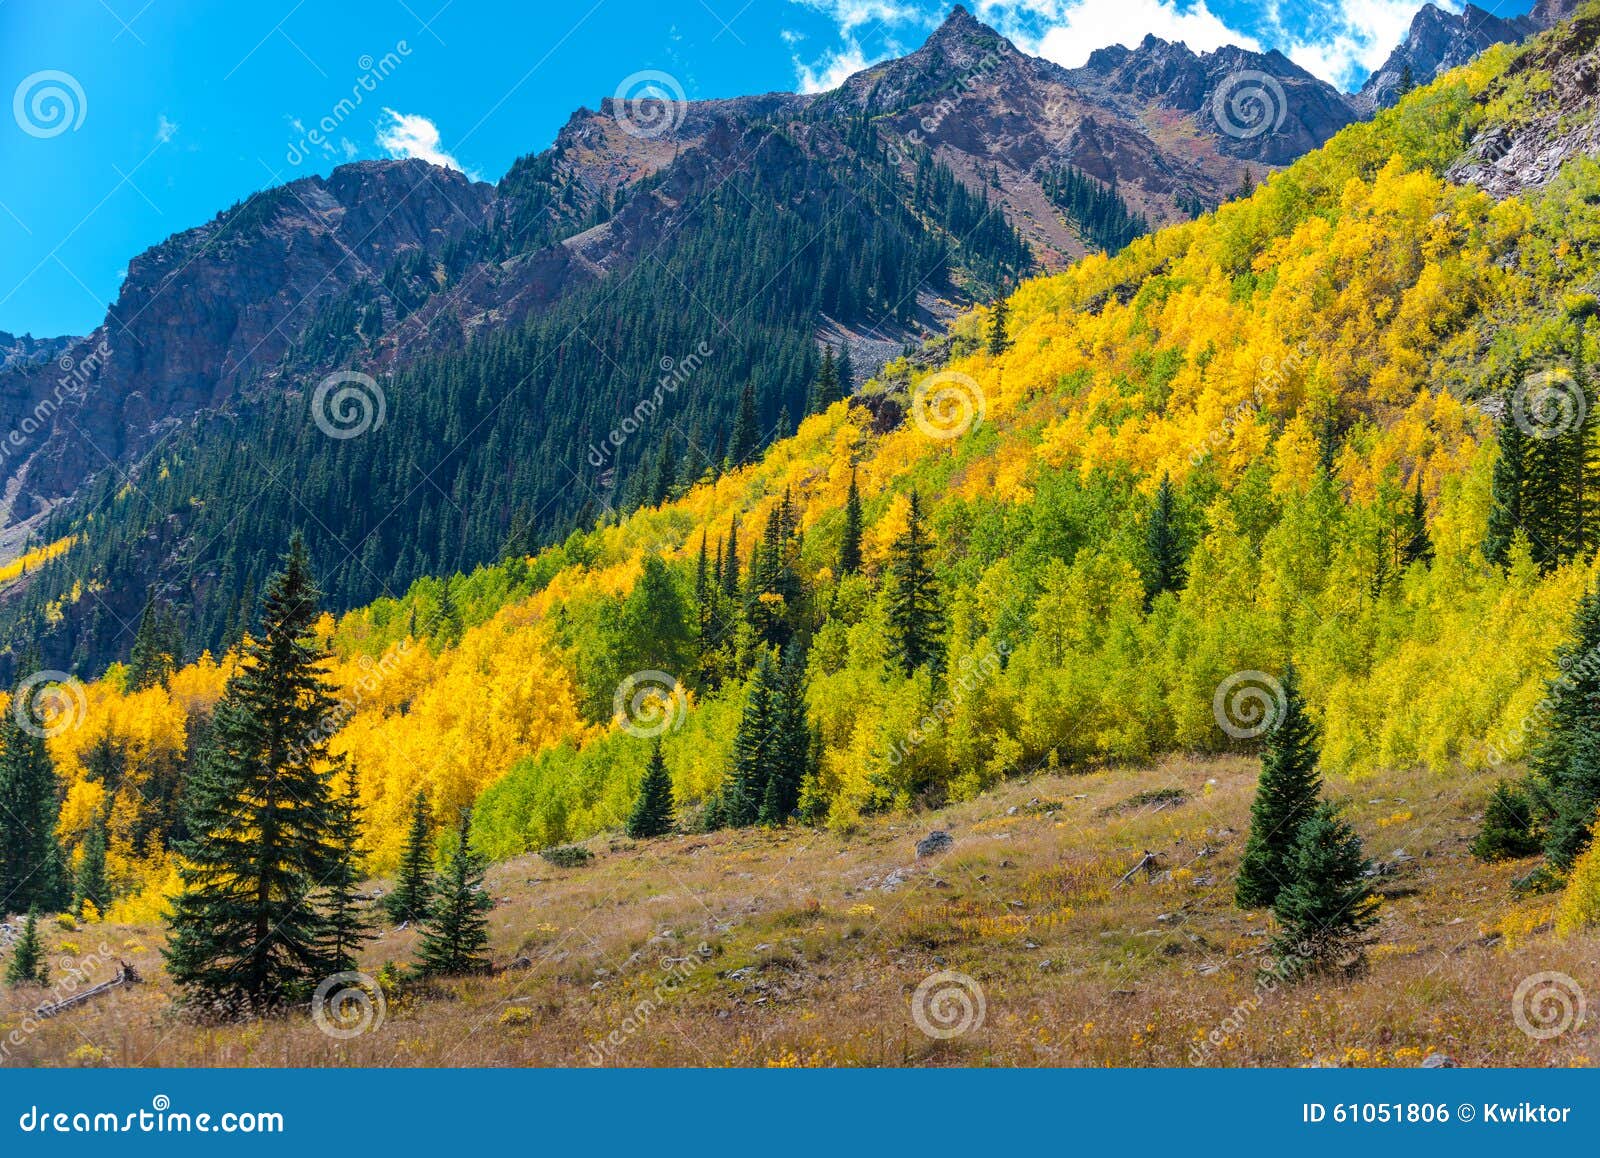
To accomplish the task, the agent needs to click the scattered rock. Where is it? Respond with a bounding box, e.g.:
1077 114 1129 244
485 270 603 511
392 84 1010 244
916 831 955 858
1420 1053 1459 1068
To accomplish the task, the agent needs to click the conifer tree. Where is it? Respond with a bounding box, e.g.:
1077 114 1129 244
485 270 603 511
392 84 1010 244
163 535 343 1012
321 771 373 973
1401 476 1433 566
886 490 944 678
129 597 181 690
1235 666 1323 909
1485 408 1528 568
725 651 781 827
760 646 810 825
626 741 676 839
435 578 463 648
721 519 742 604
4 909 47 986
1143 473 1186 604
728 384 760 468
386 789 435 925
987 298 1009 356
838 467 863 576
1269 803 1380 978
1530 585 1600 869
813 347 842 411
416 811 492 976
1470 780 1542 861
74 814 110 919
0 664 70 916
835 345 855 399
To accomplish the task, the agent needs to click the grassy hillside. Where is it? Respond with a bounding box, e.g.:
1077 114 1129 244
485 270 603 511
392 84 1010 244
17 5 1600 1006
7 755 1593 1067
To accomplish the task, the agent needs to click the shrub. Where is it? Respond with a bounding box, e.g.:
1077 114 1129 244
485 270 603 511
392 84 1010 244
539 844 594 869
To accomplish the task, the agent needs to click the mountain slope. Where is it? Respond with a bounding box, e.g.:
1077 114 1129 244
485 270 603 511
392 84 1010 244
0 7 1364 679
45 3 1600 916
1357 3 1537 111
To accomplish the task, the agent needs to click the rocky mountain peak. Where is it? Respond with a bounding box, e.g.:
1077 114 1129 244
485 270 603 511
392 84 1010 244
1356 2 1537 111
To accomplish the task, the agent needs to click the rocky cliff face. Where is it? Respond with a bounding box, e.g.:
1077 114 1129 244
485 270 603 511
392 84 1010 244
1358 3 1537 112
0 7 1370 553
0 332 76 375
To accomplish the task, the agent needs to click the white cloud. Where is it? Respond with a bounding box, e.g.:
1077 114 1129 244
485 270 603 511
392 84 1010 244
983 0 1260 68
376 108 469 174
1274 0 1456 88
155 114 179 144
792 0 929 34
793 40 882 92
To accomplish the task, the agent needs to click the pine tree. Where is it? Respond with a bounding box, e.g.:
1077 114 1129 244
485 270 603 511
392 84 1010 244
626 741 676 839
759 645 810 825
1484 406 1527 567
1235 666 1323 909
835 345 855 398
1269 803 1380 978
838 467 863 576
435 578 463 648
728 384 760 468
386 789 435 925
886 490 943 678
416 811 492 976
1143 473 1186 604
813 347 842 411
1401 476 1433 566
4 909 47 986
74 813 110 918
1470 780 1542 861
724 651 781 828
1530 585 1600 869
721 519 741 603
129 597 180 690
0 664 70 916
987 298 1009 356
321 771 373 973
163 535 343 1013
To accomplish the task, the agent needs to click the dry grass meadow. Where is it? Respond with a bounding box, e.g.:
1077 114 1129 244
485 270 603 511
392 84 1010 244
4 755 1597 1068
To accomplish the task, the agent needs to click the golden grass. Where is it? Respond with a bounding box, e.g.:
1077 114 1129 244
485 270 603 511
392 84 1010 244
4 755 1596 1068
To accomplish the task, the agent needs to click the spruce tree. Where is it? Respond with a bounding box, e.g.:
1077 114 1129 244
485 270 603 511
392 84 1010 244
836 345 855 398
4 909 47 986
321 771 373 973
1143 473 1186 604
987 298 1009 356
1235 666 1323 909
759 645 810 825
74 814 110 918
0 665 70 915
129 597 180 690
626 741 676 839
886 490 944 678
724 651 781 828
1401 476 1434 566
1484 406 1527 568
1269 803 1379 978
386 789 435 925
163 535 342 1013
435 578 463 648
838 467 863 576
728 384 760 468
416 811 492 976
1470 780 1542 861
1530 585 1600 869
813 346 842 411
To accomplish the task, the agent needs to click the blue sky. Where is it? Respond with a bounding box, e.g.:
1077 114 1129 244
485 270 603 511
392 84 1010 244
0 0 1536 339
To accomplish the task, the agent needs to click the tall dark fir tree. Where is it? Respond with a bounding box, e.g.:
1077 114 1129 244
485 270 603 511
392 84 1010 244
838 467 864 576
627 741 676 839
1143 473 1186 604
163 535 344 1012
416 810 493 976
387 789 436 925
0 661 70 915
1235 665 1323 910
886 490 943 678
